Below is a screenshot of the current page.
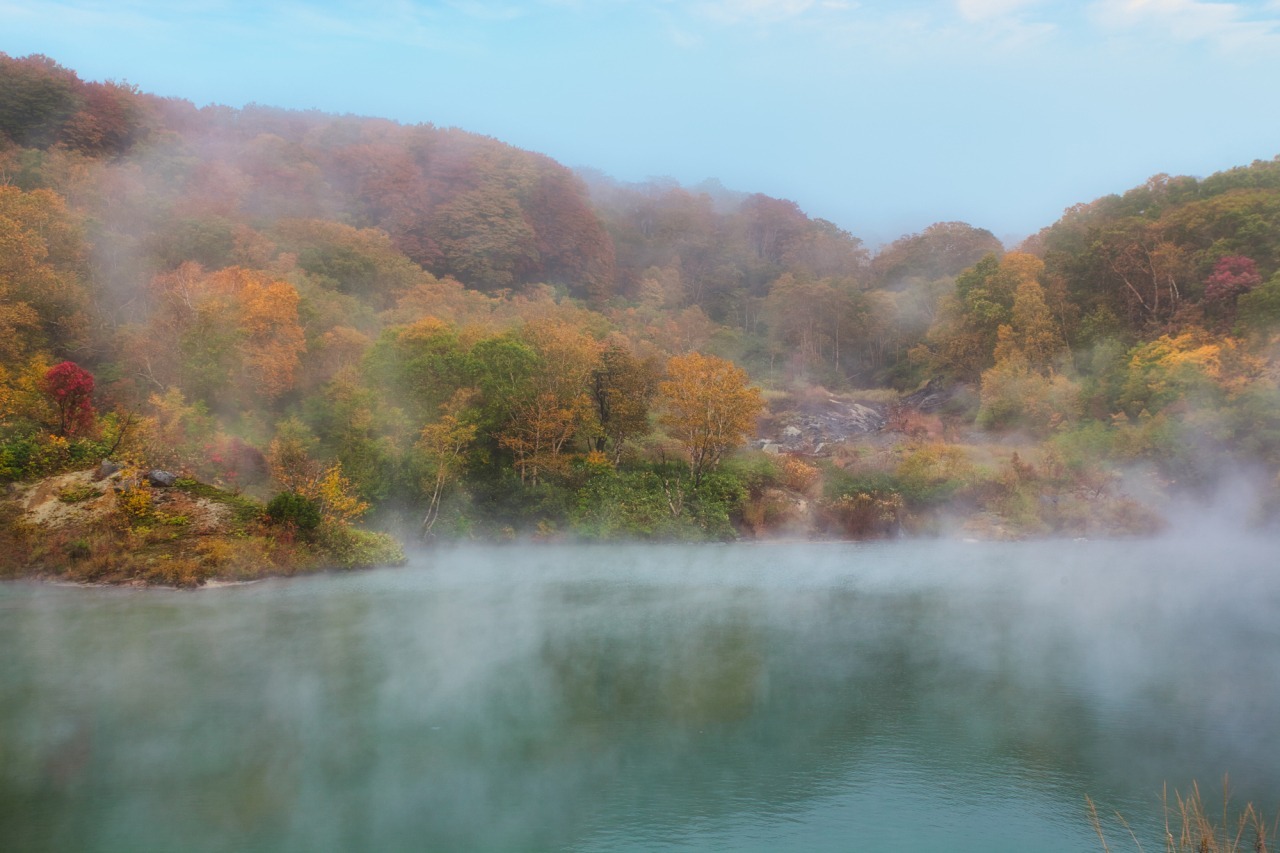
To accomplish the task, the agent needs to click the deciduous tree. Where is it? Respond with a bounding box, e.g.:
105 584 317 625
417 390 478 535
658 352 763 486
40 360 95 437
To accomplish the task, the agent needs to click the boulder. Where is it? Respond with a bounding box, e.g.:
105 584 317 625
148 470 178 488
94 459 122 481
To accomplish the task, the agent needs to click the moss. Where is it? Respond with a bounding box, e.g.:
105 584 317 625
57 483 102 503
174 477 263 527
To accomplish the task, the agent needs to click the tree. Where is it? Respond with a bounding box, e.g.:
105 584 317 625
138 265 306 407
0 54 82 149
0 185 90 359
871 221 1002 288
40 361 95 437
267 420 368 526
658 353 763 486
1237 271 1280 335
997 273 1066 370
428 183 539 291
1204 255 1262 302
499 391 583 485
590 342 658 463
417 391 478 535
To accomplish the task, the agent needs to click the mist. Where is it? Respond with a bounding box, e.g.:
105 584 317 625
4 536 1278 851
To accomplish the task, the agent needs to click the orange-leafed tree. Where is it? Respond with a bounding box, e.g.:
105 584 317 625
496 319 603 484
499 391 582 486
137 264 306 407
228 269 306 400
0 185 90 360
658 352 764 486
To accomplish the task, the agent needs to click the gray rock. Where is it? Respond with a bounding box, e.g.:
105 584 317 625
148 469 178 488
94 459 122 481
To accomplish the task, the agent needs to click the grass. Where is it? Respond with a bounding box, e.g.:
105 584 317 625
1089 780 1276 853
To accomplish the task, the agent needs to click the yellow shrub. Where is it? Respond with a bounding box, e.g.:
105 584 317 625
779 456 820 493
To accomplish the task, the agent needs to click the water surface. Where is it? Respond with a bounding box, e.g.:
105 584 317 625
3 538 1278 851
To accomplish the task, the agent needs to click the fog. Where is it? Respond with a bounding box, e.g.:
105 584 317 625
4 536 1277 851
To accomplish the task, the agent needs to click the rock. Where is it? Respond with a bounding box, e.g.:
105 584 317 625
148 470 178 488
762 396 886 455
901 379 961 413
94 459 122 481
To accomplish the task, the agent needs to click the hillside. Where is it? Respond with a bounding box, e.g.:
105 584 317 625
2 52 1279 582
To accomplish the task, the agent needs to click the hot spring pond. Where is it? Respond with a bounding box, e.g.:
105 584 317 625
3 538 1278 851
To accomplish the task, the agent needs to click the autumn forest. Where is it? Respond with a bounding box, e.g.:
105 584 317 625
3 52 1280 584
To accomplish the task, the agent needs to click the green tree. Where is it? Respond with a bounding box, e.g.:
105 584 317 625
590 342 658 463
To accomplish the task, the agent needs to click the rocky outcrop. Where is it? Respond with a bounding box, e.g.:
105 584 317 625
757 396 885 456
900 379 963 412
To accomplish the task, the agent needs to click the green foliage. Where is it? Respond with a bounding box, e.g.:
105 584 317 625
977 355 1080 435
571 468 682 539
894 442 979 507
175 477 264 527
266 490 322 533
314 524 406 569
57 482 101 503
566 460 750 541
0 430 114 482
150 217 237 270
0 54 82 148
1236 271 1280 335
1116 333 1223 417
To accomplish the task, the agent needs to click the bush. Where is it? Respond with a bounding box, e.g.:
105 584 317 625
822 491 904 538
265 491 322 533
569 462 749 541
315 525 406 569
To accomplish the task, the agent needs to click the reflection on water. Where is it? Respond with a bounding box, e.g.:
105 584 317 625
2 538 1278 851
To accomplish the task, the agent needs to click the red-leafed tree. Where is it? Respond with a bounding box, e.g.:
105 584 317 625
1203 255 1262 302
41 361 96 437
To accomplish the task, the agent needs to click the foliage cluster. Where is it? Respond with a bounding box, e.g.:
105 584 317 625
3 53 1280 561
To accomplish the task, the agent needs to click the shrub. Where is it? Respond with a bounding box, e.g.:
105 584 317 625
316 525 406 569
115 481 155 528
778 456 820 493
265 491 322 534
58 482 101 503
822 491 904 537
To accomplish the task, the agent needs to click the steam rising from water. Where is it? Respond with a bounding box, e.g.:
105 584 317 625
2 537 1278 851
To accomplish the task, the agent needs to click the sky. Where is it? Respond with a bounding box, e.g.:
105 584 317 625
4 0 1280 247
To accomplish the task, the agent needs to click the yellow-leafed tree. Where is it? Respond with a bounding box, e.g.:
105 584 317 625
658 352 763 486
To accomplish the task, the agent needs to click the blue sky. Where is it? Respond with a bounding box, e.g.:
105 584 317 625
4 0 1280 246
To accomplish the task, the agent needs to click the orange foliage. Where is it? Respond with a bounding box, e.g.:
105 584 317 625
659 352 764 485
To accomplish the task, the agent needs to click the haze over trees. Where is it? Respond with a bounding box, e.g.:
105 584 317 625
2 51 1280 565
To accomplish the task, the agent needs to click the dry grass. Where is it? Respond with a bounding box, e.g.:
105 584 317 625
1090 780 1277 853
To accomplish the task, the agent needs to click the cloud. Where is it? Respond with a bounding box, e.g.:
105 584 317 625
955 0 1041 22
1088 0 1280 50
442 0 527 21
695 0 814 25
692 0 856 26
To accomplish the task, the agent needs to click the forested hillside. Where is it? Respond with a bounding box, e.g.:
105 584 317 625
3 52 1279 581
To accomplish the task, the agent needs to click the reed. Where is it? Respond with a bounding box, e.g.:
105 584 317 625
1090 779 1277 853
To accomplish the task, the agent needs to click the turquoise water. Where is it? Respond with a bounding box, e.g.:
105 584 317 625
3 538 1278 851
